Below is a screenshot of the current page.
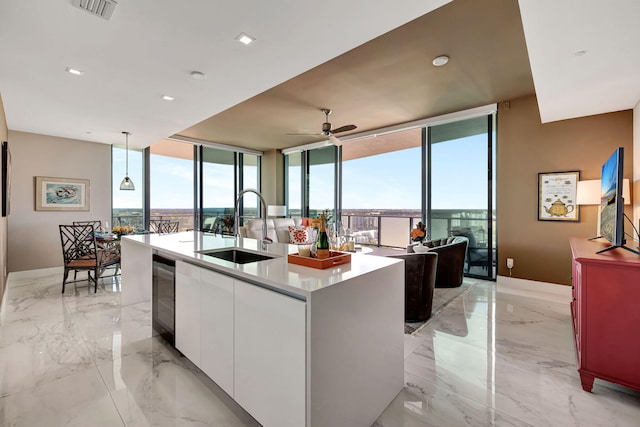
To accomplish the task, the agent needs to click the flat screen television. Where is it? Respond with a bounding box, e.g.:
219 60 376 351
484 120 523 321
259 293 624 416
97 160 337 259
597 147 631 254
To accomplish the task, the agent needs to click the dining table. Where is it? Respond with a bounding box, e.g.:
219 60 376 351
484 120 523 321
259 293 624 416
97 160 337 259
90 232 121 254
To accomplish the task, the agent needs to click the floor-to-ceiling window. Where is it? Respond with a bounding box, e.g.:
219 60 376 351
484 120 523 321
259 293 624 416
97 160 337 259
149 140 194 231
428 115 496 279
341 128 423 247
285 152 303 218
198 146 261 232
201 146 236 232
239 153 261 219
282 108 497 280
112 140 261 235
307 146 336 225
112 145 144 230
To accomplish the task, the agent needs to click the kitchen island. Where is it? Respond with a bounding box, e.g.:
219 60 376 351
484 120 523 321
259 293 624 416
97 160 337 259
120 231 404 427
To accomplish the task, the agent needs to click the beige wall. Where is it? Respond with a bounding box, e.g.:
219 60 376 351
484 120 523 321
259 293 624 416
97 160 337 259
8 131 113 272
0 93 8 299
261 149 285 206
498 95 634 285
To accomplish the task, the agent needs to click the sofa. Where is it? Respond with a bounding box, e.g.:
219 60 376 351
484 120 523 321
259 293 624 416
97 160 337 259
240 218 309 243
387 252 438 322
407 236 468 288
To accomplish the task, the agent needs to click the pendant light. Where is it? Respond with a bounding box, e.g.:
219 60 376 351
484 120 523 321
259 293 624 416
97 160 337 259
119 131 135 190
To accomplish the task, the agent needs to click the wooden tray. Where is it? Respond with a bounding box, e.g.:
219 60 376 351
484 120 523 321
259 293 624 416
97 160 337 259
288 251 351 269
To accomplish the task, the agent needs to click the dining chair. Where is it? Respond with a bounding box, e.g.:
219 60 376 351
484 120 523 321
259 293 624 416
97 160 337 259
59 224 121 293
73 220 102 233
158 221 179 234
149 219 170 233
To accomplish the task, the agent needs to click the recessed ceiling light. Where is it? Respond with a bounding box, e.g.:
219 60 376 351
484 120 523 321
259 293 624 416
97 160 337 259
190 70 207 80
235 32 255 45
161 95 175 101
432 55 449 67
65 66 84 76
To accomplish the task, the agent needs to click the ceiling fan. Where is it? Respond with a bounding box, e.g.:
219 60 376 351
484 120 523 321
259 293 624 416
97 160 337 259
287 108 357 146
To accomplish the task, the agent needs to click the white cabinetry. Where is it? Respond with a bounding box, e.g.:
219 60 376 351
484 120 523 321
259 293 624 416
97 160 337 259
199 268 234 396
120 239 152 306
175 260 201 365
175 261 234 396
234 280 306 427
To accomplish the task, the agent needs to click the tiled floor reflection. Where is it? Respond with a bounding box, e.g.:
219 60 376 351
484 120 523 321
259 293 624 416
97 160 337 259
2 268 640 426
379 281 640 427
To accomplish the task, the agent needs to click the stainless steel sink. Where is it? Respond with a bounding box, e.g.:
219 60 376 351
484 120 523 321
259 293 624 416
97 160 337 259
198 248 276 264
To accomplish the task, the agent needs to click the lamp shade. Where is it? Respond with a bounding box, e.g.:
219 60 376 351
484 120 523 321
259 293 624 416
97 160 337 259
577 179 631 205
622 178 631 205
267 205 286 217
576 180 601 205
120 131 135 191
120 176 135 190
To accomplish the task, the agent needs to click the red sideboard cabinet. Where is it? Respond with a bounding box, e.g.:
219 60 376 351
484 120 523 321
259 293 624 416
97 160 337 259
569 237 640 392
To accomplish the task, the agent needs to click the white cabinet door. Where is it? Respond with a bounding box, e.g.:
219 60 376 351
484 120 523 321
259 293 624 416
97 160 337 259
120 240 152 306
175 260 201 366
234 280 306 427
199 268 234 396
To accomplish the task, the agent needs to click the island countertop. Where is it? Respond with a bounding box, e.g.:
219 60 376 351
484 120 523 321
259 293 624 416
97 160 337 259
122 231 400 298
120 230 405 426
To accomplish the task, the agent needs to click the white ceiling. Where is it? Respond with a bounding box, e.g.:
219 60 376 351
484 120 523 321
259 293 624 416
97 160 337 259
1 0 639 150
0 0 450 148
518 0 640 123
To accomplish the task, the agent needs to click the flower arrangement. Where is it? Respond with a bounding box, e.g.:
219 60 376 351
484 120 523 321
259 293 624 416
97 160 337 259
113 225 134 235
410 221 426 242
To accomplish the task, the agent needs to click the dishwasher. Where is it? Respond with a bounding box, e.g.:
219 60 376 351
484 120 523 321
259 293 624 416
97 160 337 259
152 254 175 345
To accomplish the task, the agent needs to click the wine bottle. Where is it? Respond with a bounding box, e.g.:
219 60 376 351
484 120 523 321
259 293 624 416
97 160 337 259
316 214 330 259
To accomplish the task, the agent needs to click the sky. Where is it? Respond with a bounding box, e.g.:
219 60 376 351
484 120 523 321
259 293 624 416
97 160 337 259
113 133 494 211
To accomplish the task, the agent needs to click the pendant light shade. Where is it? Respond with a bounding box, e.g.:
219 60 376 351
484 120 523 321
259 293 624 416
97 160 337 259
119 131 135 191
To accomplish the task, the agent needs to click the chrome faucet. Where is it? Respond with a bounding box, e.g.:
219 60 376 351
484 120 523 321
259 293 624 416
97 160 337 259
234 189 272 249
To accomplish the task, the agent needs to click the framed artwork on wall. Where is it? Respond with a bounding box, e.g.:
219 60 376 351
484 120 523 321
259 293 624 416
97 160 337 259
35 176 90 211
1 141 9 217
538 171 580 221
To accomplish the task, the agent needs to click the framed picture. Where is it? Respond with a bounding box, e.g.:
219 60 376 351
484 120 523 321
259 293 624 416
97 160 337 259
538 171 580 221
35 176 90 211
1 141 10 217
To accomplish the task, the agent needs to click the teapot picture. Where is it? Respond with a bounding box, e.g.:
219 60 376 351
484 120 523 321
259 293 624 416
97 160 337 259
544 199 574 217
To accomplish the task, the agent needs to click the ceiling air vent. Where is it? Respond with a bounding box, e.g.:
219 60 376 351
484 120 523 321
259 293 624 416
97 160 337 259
72 0 118 20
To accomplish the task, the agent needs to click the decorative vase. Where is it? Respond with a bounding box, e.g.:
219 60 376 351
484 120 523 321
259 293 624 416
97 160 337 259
414 243 429 253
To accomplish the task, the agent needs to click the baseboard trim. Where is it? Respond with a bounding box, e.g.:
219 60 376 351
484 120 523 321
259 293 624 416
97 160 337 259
8 266 63 280
496 275 571 304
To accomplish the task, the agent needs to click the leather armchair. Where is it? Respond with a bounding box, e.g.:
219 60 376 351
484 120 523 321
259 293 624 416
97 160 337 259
407 236 468 288
388 252 438 322
451 228 492 273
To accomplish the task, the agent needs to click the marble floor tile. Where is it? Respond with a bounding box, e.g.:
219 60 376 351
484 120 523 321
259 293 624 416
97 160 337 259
396 279 640 427
2 271 640 426
0 367 125 426
71 301 154 364
375 373 535 427
96 337 260 426
0 312 95 398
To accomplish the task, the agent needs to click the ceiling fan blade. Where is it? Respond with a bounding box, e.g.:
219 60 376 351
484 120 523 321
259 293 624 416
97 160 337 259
331 124 357 134
286 132 321 136
328 133 343 147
